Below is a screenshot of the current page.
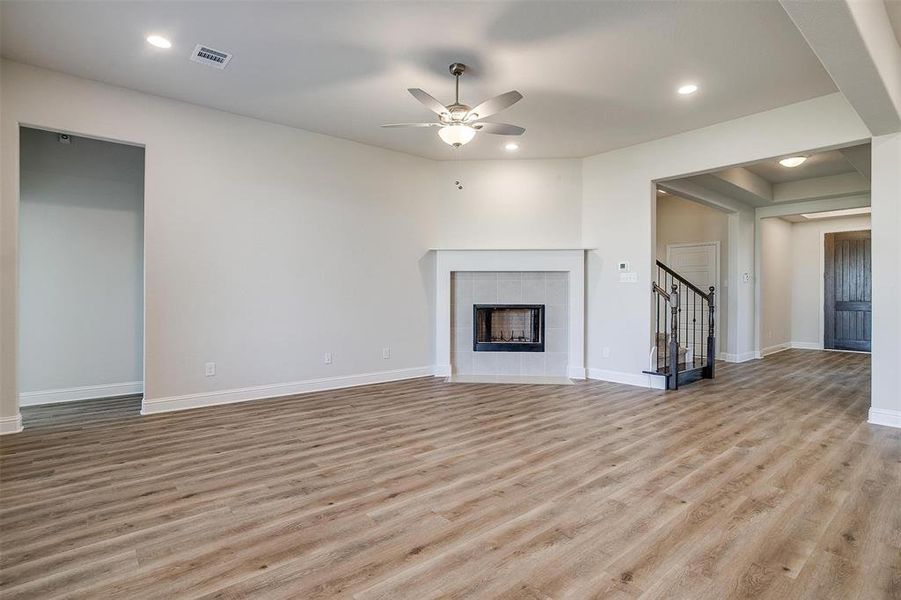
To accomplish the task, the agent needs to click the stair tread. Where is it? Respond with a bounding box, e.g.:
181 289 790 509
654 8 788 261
645 358 707 376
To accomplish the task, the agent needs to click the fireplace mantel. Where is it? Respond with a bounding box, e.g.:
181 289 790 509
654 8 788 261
434 249 586 379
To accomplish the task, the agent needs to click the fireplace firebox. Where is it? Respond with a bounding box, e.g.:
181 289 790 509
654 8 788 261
473 304 545 352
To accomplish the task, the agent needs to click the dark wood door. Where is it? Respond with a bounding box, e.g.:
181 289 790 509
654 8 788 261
824 230 871 352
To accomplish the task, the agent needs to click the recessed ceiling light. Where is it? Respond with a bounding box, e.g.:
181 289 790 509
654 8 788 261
677 83 698 95
504 142 519 151
146 35 172 49
801 207 871 220
779 156 807 168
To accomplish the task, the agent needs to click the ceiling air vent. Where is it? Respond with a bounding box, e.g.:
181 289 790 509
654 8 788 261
190 44 232 70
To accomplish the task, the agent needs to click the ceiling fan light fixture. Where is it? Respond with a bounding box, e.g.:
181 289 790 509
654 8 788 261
383 63 523 151
438 124 476 147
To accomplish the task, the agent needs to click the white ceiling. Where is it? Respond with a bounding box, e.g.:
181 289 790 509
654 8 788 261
742 149 860 184
0 1 837 160
886 0 901 46
662 142 871 210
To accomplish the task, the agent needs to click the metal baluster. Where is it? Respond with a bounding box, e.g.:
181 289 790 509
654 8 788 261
694 289 698 367
704 286 716 379
669 283 679 389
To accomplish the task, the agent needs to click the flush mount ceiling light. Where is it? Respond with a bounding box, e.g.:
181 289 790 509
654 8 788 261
146 35 172 49
505 142 519 151
677 83 698 95
658 189 668 195
779 156 807 168
381 63 525 147
801 207 871 220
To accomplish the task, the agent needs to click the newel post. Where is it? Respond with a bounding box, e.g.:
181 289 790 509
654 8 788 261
706 286 716 379
669 283 680 390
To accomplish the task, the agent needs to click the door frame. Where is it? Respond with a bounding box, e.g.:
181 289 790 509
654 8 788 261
665 241 721 349
14 123 147 427
820 226 872 352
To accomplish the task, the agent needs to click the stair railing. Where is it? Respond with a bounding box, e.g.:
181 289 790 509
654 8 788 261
651 260 716 389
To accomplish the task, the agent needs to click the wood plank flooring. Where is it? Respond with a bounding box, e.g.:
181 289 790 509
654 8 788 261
1 350 899 599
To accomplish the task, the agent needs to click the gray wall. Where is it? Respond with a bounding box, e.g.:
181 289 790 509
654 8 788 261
19 127 144 398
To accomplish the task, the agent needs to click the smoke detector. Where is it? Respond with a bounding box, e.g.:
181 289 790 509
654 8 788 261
190 44 232 70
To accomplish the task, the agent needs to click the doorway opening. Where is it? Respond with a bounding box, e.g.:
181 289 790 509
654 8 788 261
654 141 872 390
18 127 145 426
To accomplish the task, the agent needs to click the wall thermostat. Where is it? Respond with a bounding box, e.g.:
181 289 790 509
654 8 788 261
617 261 630 272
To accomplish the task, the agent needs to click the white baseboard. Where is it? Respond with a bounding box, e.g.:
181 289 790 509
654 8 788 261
721 351 759 363
0 413 23 435
791 341 824 350
434 364 452 377
141 366 434 415
868 408 901 429
586 368 659 389
19 381 144 406
567 365 587 380
761 342 792 357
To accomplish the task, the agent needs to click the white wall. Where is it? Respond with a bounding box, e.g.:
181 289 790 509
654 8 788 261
790 214 871 348
869 132 901 427
582 92 870 384
759 218 793 353
1 60 442 416
432 159 582 249
656 195 730 264
18 128 144 401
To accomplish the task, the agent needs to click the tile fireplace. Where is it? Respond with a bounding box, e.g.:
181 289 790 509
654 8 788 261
433 249 586 380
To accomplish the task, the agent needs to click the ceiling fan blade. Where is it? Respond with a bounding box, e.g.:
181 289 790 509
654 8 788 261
380 122 441 128
467 91 523 120
408 88 449 116
472 122 525 136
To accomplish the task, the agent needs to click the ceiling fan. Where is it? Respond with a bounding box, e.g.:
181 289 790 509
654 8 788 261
381 63 524 147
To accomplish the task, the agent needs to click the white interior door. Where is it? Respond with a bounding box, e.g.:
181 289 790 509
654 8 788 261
666 242 719 357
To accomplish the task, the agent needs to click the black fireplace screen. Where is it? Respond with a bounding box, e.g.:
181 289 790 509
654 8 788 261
473 304 545 352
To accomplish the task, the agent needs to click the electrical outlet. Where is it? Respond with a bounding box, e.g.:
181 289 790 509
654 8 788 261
324 352 333 365
602 347 611 358
382 347 390 360
204 362 216 377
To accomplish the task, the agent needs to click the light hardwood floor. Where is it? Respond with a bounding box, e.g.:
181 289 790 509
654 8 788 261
1 350 899 599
